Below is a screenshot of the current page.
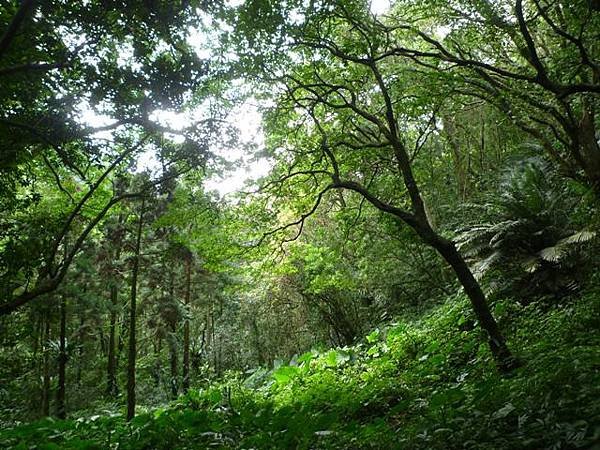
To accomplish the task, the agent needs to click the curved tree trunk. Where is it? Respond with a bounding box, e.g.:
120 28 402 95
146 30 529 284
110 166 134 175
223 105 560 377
428 235 518 371
332 178 519 372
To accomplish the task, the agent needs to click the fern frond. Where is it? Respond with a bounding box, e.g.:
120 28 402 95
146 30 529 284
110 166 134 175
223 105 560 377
521 256 540 273
538 245 565 263
557 230 596 246
472 251 502 280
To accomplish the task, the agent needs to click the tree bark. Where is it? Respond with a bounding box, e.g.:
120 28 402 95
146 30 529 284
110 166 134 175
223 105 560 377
0 0 36 60
126 201 144 421
56 295 67 419
443 116 470 201
107 217 124 397
428 235 519 372
333 178 519 372
168 266 178 398
578 103 600 195
41 311 51 417
153 335 162 387
182 257 191 392
76 312 84 385
170 323 178 398
370 59 518 371
107 283 118 397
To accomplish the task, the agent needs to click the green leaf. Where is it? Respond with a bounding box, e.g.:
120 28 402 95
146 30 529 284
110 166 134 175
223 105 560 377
558 230 596 245
297 350 318 364
324 349 351 367
272 365 300 384
366 329 380 343
492 402 516 420
429 388 465 410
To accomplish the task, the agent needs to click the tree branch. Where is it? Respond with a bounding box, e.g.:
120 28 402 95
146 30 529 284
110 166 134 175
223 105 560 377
47 135 150 276
0 61 68 77
0 191 141 316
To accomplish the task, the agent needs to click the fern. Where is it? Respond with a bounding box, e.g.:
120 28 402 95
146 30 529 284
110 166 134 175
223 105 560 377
538 231 596 264
456 159 596 297
558 230 596 245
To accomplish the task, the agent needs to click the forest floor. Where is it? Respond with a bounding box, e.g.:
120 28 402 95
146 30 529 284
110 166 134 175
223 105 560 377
1 288 599 449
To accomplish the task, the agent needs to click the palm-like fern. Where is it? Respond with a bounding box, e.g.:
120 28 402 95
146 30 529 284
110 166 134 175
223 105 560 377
456 159 596 298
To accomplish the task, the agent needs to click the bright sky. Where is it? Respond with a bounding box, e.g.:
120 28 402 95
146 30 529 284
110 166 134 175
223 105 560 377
202 101 272 198
200 0 391 196
79 99 271 199
370 0 391 15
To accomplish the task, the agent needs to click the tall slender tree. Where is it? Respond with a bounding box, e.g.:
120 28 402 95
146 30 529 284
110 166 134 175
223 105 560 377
126 199 145 421
56 294 67 419
41 309 51 417
182 255 192 393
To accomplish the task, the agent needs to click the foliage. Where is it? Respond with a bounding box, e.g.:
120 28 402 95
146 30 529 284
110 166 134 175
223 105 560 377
457 159 598 298
1 288 599 449
1 1 599 449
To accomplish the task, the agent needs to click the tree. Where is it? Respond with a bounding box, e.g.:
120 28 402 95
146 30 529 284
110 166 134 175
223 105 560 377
41 306 52 417
373 0 600 194
0 0 226 315
230 0 519 370
56 294 67 419
98 214 127 397
182 251 193 393
126 198 145 421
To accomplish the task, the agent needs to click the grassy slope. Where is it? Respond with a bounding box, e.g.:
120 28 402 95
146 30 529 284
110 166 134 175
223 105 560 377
1 290 599 450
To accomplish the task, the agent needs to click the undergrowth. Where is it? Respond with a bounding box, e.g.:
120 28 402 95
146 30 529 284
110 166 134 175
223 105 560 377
1 289 599 449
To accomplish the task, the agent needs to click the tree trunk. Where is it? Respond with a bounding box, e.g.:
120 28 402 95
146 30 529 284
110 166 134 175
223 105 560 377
76 313 84 385
153 335 162 387
41 312 51 417
443 116 470 201
126 201 144 421
182 257 191 392
332 178 519 372
107 283 118 397
429 234 519 372
107 215 124 397
0 0 36 60
56 295 67 419
168 267 178 398
578 103 600 195
386 98 518 372
170 323 178 398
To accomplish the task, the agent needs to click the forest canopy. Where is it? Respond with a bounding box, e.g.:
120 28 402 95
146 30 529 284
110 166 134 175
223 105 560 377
0 1 599 449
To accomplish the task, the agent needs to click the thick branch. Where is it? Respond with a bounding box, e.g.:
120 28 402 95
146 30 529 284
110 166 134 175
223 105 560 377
532 0 598 77
0 61 67 77
515 0 551 87
387 26 600 96
0 118 87 179
331 179 417 227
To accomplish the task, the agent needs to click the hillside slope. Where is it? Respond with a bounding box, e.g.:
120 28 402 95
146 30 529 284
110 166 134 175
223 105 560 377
2 290 599 450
